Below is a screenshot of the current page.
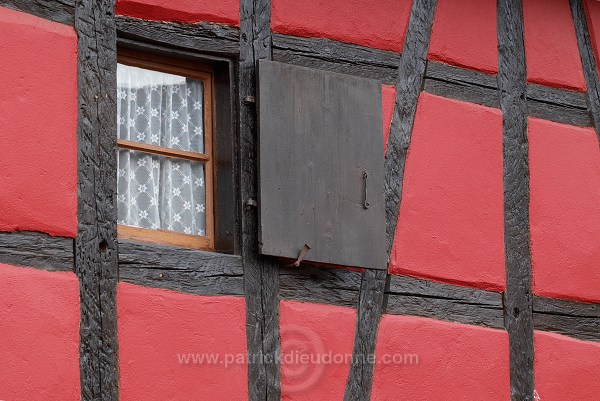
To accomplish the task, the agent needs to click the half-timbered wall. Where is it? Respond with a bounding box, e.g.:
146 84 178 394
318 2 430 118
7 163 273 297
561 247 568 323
0 0 599 400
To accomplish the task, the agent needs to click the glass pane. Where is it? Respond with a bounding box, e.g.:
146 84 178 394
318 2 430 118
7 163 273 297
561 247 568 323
117 63 205 153
117 149 207 236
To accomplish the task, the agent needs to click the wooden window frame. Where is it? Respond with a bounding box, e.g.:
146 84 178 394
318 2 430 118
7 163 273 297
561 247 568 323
116 49 216 251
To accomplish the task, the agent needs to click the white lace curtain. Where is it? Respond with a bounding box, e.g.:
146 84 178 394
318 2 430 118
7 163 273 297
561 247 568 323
116 64 206 236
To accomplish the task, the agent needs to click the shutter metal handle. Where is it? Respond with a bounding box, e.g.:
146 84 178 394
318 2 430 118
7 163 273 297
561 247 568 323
363 171 370 209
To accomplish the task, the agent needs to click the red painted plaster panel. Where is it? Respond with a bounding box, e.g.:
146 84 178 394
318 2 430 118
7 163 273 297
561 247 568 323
389 93 505 291
117 283 248 401
280 300 356 400
529 117 600 303
371 314 510 400
0 7 78 237
428 0 498 74
522 0 586 91
585 0 600 78
382 85 396 154
116 0 240 26
0 263 80 401
271 0 412 53
535 331 600 401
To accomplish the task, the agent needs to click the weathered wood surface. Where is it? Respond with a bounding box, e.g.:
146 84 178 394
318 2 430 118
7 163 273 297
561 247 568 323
74 0 119 399
533 296 600 342
119 241 244 296
497 1 535 400
258 60 386 269
344 269 388 401
0 231 74 272
0 0 75 25
116 15 240 56
385 275 504 328
239 0 281 400
384 0 438 254
279 265 362 308
424 61 500 109
272 33 400 85
526 83 590 126
570 0 600 141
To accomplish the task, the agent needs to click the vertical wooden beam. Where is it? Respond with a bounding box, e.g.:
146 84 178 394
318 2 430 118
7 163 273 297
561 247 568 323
384 0 438 252
343 269 388 401
497 1 535 400
239 0 281 400
570 0 600 142
344 1 438 400
74 0 119 400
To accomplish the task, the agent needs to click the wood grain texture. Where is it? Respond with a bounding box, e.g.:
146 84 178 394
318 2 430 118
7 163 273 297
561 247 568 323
497 1 535 400
385 275 504 328
118 241 244 296
272 33 400 85
533 296 600 342
384 0 437 254
344 269 388 401
116 15 240 57
258 60 386 269
74 0 119 399
0 0 75 25
570 0 600 140
239 0 281 400
0 231 74 272
424 60 500 109
279 265 362 308
526 83 590 126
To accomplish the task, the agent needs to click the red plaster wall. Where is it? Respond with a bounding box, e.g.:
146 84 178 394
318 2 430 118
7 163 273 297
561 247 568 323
0 263 80 401
0 7 78 237
389 93 505 291
117 283 248 401
279 300 356 400
371 314 510 400
116 0 240 26
271 0 413 53
382 85 396 154
522 0 586 91
585 0 600 78
428 0 498 74
529 117 600 303
535 331 600 401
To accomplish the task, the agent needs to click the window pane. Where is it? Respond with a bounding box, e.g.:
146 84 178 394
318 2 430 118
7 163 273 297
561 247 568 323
117 149 207 236
117 63 205 153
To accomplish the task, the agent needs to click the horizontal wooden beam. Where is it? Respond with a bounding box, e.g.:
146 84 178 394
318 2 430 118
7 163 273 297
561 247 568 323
0 0 75 25
279 264 362 308
385 275 505 329
116 16 240 57
0 231 74 272
533 296 600 342
118 240 244 296
272 33 400 85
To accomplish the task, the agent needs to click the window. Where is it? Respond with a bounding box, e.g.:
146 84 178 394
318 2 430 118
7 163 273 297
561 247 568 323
116 50 215 250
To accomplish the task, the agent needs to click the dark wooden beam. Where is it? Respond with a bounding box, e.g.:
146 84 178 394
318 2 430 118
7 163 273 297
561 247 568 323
74 0 119 399
118 241 244 296
344 269 388 401
497 1 535 400
533 296 600 342
0 0 75 25
385 275 504 329
279 265 362 308
570 0 600 141
116 15 240 57
384 0 438 254
272 33 400 85
0 231 74 272
239 0 281 400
